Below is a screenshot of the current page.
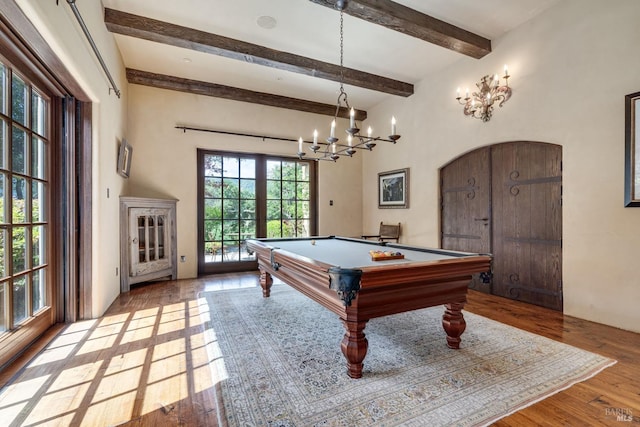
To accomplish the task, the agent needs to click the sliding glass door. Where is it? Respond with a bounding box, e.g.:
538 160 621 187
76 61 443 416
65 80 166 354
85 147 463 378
197 150 316 275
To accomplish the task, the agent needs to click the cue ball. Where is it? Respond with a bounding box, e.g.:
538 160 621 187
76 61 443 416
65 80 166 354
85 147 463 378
311 239 316 245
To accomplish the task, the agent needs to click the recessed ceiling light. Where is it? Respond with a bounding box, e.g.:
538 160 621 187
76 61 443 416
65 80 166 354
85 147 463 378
257 15 277 29
183 58 192 63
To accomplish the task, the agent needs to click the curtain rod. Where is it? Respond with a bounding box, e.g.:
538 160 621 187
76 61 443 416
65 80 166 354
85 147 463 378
176 125 313 144
176 125 376 162
65 0 121 98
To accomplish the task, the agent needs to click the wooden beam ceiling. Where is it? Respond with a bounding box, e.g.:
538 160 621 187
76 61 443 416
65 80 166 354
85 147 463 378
126 68 367 121
309 0 492 59
105 8 413 98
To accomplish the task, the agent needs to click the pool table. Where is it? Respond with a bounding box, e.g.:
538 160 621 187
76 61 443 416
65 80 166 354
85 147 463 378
245 236 492 379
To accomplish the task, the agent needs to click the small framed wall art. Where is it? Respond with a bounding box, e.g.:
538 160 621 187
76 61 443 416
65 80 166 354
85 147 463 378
625 91 640 206
117 139 133 178
378 168 409 208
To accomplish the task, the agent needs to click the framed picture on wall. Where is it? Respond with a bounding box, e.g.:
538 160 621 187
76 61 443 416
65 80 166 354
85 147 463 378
117 139 133 178
378 168 409 208
625 91 640 207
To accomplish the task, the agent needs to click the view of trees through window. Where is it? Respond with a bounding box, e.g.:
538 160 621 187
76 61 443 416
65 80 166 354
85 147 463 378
203 155 256 262
201 152 313 266
266 159 311 238
0 59 49 333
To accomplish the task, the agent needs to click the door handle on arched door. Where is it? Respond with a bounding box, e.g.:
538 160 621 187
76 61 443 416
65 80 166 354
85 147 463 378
474 217 489 225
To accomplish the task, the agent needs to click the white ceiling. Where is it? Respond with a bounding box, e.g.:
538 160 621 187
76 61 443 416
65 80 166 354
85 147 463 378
101 0 561 110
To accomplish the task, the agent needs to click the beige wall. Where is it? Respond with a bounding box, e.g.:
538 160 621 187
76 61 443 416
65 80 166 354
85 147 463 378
17 0 128 317
363 0 640 332
126 86 363 278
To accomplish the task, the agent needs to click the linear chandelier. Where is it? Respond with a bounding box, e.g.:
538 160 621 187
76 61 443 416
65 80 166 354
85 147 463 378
298 0 400 162
456 66 512 122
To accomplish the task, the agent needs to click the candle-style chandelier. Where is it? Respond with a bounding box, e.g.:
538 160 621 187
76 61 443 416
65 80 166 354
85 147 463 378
298 0 400 162
455 66 512 122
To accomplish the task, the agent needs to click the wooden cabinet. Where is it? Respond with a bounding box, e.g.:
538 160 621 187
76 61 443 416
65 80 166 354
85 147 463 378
120 197 178 292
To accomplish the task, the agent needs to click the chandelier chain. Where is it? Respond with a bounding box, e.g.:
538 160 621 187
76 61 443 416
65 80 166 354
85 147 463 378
298 0 400 162
338 10 349 110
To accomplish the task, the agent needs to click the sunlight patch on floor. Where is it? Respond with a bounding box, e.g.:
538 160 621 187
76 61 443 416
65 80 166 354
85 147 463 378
197 296 229 387
85 389 137 426
23 381 92 425
104 348 147 376
0 283 228 425
48 361 102 392
27 341 77 366
142 373 188 416
0 375 50 406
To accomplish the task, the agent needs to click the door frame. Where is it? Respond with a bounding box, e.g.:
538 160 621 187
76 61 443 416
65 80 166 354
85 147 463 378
196 149 318 275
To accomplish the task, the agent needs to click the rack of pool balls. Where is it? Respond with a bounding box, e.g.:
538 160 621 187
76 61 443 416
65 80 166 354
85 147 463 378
369 250 404 261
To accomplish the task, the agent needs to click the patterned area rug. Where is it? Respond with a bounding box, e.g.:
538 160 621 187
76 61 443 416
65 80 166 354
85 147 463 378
198 285 615 427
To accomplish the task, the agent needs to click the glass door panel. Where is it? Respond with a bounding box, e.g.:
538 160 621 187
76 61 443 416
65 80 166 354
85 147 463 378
202 154 256 265
266 159 311 238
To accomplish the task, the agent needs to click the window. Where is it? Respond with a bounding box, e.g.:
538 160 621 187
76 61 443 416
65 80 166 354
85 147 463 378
198 150 316 274
0 59 50 333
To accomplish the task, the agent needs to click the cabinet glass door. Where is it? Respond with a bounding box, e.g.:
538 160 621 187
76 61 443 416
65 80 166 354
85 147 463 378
130 208 171 276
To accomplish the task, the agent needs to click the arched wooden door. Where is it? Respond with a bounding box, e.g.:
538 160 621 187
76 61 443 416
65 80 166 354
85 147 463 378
440 142 563 311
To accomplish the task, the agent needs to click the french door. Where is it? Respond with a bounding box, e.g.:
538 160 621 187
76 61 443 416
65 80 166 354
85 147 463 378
197 150 317 275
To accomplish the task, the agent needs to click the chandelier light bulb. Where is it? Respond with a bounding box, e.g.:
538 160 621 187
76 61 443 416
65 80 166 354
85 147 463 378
330 120 336 138
391 116 397 136
367 126 372 138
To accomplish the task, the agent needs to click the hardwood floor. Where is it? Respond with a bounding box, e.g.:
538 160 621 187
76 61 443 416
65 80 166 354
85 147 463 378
1 272 638 426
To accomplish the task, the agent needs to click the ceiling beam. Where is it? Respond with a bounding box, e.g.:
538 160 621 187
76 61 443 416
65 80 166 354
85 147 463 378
309 0 492 59
126 68 367 121
105 8 413 97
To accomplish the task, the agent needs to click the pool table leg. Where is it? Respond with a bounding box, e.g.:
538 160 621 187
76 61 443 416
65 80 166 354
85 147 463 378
259 268 273 298
340 318 369 379
442 302 467 349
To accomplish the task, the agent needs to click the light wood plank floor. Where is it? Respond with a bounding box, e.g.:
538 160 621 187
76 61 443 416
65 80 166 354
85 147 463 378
1 272 639 426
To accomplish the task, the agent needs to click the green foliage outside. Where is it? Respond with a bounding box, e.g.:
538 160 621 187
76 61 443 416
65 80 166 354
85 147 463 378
0 195 43 328
0 62 48 330
203 156 311 258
